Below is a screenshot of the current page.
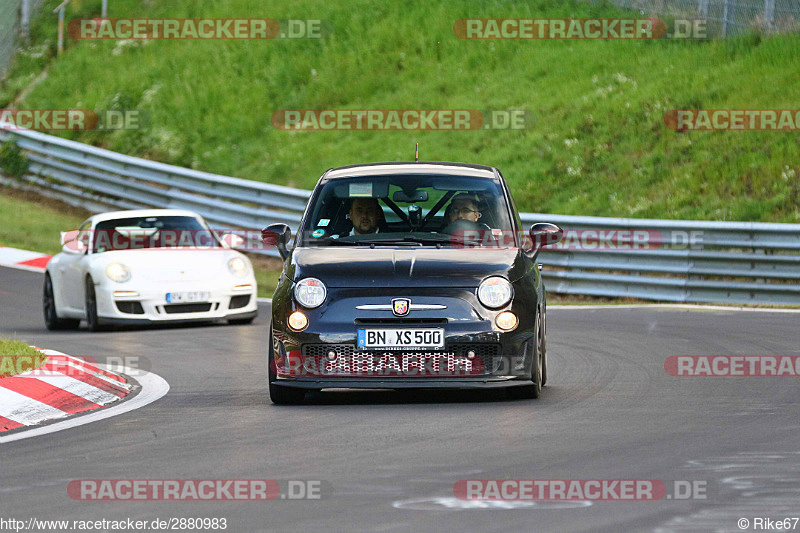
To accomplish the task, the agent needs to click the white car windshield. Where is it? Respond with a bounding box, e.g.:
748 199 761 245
92 216 220 253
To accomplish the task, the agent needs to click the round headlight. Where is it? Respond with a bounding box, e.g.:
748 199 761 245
228 257 248 277
294 278 327 308
477 276 512 308
105 262 131 283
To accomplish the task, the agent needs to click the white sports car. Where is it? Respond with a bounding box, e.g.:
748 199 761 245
43 209 258 331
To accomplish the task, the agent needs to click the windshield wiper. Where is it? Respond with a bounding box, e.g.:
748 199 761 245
355 236 482 247
310 237 360 246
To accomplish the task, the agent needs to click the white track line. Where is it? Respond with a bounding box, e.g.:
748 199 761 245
0 364 170 444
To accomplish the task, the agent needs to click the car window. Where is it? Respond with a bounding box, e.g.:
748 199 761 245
300 174 515 248
92 216 219 253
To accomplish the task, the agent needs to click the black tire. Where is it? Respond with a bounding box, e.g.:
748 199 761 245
43 274 80 330
268 325 306 405
507 316 542 400
84 277 105 332
228 317 255 325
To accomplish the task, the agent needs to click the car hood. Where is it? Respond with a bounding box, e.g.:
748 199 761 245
289 247 528 287
91 249 240 282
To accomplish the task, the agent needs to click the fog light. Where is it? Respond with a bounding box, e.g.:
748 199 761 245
288 311 308 331
495 311 518 331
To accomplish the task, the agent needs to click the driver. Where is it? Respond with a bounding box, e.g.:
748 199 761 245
447 193 482 224
349 197 381 235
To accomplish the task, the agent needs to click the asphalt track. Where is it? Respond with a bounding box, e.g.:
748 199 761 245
1 265 799 532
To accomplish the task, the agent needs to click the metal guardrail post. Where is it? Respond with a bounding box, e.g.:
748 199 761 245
52 0 71 56
764 0 775 31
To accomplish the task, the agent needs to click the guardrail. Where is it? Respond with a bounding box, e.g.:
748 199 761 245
2 122 799 305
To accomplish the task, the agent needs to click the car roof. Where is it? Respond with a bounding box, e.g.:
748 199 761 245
324 162 498 180
87 209 203 225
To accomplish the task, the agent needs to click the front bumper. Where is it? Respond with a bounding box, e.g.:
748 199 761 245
95 279 258 323
271 287 538 390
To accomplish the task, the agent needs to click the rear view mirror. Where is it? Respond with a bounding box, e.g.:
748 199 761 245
262 223 292 260
392 190 428 203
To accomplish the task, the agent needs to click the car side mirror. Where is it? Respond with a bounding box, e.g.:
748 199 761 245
262 223 292 260
60 230 87 254
527 222 563 259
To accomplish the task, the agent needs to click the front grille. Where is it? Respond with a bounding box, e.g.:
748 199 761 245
163 303 213 314
115 301 144 314
229 295 251 309
300 343 502 376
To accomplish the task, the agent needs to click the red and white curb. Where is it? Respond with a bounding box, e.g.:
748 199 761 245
0 246 51 273
0 349 169 443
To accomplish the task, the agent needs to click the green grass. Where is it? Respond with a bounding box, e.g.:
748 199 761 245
0 339 46 377
3 0 799 222
0 192 86 255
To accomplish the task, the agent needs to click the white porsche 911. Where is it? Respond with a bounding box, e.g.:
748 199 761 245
43 209 258 331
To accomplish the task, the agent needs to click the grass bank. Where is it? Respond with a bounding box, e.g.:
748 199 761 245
1 0 798 222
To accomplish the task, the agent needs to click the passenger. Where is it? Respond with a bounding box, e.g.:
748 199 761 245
447 193 483 224
349 198 381 235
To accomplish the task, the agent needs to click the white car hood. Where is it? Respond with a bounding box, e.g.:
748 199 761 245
94 249 238 282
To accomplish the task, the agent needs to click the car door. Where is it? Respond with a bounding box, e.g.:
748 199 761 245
60 221 92 310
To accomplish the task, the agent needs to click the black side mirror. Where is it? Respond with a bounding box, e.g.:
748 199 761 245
262 223 292 260
527 222 563 259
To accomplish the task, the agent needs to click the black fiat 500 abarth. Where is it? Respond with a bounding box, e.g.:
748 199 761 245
263 162 563 404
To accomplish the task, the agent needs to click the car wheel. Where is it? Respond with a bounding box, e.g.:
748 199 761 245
84 277 105 332
507 318 542 400
43 274 80 330
228 317 255 325
268 325 306 405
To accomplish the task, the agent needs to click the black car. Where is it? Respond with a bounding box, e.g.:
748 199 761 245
263 162 562 404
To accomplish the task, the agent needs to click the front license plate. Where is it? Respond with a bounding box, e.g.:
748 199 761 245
357 328 444 350
166 291 210 303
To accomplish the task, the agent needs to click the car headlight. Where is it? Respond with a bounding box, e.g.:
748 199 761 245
478 276 512 308
228 257 248 277
294 278 327 309
105 262 131 283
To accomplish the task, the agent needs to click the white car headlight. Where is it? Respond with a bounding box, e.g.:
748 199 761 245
478 276 512 308
294 278 327 309
228 257 248 277
105 262 131 283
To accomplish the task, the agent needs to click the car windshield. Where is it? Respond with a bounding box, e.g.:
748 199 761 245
92 216 220 253
299 174 516 248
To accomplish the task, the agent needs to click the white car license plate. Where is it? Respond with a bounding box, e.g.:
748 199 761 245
166 291 210 303
357 328 444 350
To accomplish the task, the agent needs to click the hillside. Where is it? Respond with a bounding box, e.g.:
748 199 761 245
2 0 799 221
